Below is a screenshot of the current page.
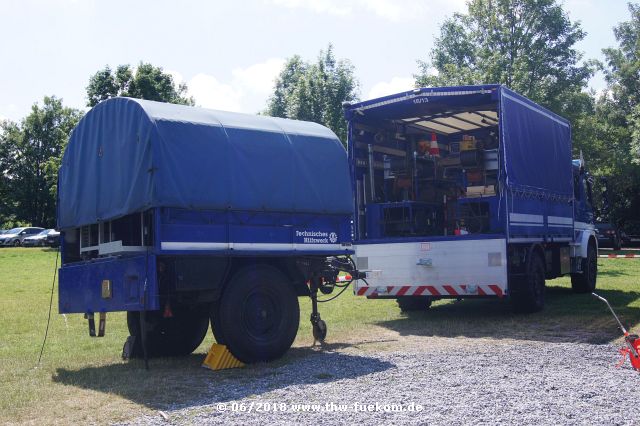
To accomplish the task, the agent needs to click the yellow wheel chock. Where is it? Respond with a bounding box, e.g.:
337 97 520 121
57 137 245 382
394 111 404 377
202 344 244 370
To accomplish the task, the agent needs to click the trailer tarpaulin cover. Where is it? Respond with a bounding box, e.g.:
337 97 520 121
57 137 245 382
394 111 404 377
499 87 573 198
58 98 352 229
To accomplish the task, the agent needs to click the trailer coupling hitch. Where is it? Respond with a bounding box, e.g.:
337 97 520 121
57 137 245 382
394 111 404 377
84 312 106 337
306 257 361 344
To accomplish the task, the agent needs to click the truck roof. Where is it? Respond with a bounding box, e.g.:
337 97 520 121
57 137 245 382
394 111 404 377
58 98 352 229
343 84 568 127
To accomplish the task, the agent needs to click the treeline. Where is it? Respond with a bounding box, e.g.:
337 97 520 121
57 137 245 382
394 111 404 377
1 0 639 229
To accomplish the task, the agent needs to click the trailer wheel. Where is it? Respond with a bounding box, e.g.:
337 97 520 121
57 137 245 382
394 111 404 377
396 296 432 312
571 242 597 293
126 309 210 358
511 251 545 313
217 265 299 363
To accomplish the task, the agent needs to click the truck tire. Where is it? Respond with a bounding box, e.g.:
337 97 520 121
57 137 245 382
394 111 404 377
511 251 545 313
217 265 299 363
126 309 210 358
397 296 432 312
571 243 597 293
209 300 226 345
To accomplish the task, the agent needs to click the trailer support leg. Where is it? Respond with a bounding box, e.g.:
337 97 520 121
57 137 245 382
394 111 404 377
309 277 327 344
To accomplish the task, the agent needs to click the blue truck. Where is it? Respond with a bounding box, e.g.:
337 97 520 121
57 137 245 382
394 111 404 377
57 97 356 363
342 84 597 312
58 85 598 363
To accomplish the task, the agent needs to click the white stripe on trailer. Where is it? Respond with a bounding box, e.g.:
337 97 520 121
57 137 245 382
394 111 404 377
510 222 545 227
161 241 345 251
509 213 544 223
548 216 573 225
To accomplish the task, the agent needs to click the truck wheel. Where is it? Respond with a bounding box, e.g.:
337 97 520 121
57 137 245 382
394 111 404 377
217 265 299 363
126 309 210 358
209 301 226 345
571 243 597 293
511 252 545 313
397 296 432 312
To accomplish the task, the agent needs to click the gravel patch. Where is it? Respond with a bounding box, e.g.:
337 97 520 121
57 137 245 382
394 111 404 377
129 339 640 425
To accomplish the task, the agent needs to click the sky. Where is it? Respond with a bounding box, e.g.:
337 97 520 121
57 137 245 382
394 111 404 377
0 0 635 123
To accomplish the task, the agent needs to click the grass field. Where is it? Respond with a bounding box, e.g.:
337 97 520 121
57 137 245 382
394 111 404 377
1 248 639 424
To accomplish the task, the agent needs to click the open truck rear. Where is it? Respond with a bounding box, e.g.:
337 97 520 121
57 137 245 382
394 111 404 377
343 85 597 312
57 97 357 363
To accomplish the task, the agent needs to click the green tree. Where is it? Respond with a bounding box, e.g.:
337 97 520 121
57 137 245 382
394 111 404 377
415 0 593 115
601 3 640 158
86 63 194 107
587 3 640 224
266 45 359 144
0 97 82 227
0 120 19 226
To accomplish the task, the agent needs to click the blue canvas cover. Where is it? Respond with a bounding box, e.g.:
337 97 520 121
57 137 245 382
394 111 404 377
499 87 572 199
58 98 352 229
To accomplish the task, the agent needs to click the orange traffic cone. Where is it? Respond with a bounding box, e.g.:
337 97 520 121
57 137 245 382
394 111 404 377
163 302 173 318
429 132 440 157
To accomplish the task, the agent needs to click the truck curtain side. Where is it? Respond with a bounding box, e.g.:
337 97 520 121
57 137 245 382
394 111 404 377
343 85 597 312
57 97 358 363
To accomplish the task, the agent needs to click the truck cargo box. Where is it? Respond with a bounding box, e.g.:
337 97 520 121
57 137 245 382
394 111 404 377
343 85 584 309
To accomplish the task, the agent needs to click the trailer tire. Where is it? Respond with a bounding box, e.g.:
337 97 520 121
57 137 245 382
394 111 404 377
397 296 432 312
217 265 299 363
571 242 597 293
126 309 210 358
511 251 545 313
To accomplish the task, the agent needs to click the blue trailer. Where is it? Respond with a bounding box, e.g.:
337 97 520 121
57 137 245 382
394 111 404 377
57 98 357 362
343 85 597 312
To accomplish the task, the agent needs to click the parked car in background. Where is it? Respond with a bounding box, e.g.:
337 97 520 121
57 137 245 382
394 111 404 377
0 227 45 246
621 220 640 247
46 230 60 247
22 229 57 247
595 222 622 250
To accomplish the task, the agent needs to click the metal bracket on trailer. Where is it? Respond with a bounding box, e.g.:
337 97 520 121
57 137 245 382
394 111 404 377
85 312 106 337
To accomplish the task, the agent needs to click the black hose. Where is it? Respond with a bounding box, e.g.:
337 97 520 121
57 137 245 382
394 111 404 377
36 248 59 367
317 283 351 303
